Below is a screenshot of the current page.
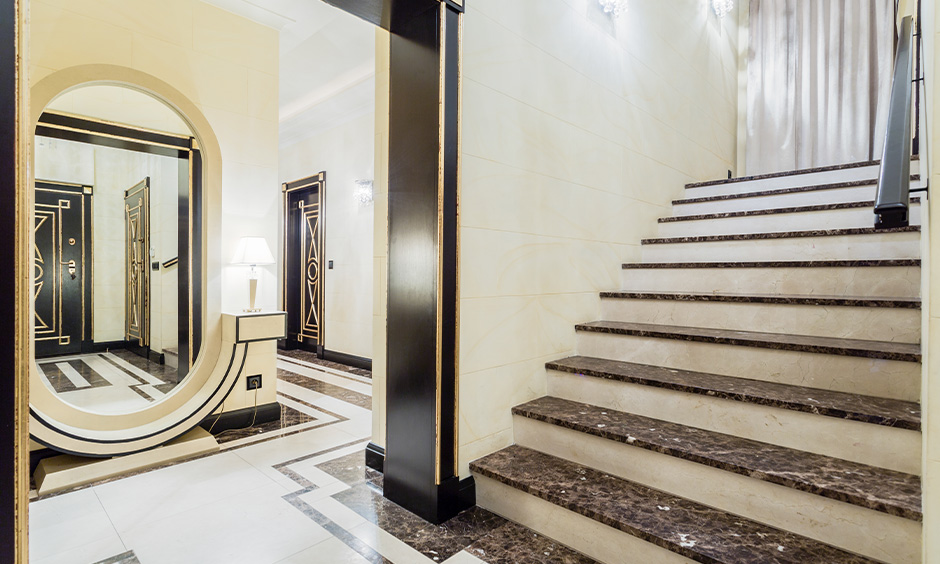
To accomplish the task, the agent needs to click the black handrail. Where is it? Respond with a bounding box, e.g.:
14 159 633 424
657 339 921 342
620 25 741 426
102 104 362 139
875 15 914 230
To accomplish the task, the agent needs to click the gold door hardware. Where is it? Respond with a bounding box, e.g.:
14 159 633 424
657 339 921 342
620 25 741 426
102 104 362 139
61 259 76 279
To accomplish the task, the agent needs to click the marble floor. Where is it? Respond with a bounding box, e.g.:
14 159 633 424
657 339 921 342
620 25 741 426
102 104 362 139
29 351 596 564
35 351 181 415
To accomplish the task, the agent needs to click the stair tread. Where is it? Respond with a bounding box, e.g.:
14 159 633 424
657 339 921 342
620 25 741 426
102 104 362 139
600 291 920 309
685 160 880 189
642 226 920 245
513 396 921 520
576 321 921 362
546 356 920 430
622 259 921 269
659 198 921 223
471 445 883 563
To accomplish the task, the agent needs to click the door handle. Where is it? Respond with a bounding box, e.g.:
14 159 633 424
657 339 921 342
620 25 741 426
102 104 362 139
61 260 76 279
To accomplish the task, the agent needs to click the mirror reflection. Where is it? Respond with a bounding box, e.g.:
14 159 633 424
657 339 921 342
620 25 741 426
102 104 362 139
33 85 202 415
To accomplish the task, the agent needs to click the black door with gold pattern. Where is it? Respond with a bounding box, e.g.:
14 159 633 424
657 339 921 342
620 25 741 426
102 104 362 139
34 182 92 358
125 178 150 354
284 173 325 353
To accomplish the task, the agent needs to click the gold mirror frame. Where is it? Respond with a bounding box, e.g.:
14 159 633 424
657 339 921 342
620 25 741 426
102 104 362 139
27 65 234 456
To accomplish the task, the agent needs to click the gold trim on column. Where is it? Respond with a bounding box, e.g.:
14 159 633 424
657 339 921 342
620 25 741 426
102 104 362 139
453 7 463 480
15 0 30 559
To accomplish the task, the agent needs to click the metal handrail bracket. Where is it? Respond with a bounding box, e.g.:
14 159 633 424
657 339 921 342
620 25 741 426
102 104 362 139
875 15 914 229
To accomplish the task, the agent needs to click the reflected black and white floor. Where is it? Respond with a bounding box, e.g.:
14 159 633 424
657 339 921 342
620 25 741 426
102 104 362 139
29 350 597 564
35 351 181 414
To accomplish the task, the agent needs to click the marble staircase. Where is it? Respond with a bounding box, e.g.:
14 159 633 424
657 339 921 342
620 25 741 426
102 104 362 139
470 160 925 563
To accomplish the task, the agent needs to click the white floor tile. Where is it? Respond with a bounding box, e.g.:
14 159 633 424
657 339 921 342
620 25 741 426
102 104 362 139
347 521 429 564
32 536 128 564
123 482 332 564
442 550 488 564
29 489 122 561
94 452 281 533
275 536 371 564
276 360 373 395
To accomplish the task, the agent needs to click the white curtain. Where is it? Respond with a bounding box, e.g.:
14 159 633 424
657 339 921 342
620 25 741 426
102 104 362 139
746 0 894 175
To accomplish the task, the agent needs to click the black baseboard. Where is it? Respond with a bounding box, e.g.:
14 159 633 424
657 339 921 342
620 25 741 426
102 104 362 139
321 348 372 371
85 340 126 354
458 476 476 512
199 402 281 435
365 442 385 472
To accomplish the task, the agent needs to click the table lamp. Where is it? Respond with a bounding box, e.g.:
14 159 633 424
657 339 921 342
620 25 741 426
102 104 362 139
232 236 275 312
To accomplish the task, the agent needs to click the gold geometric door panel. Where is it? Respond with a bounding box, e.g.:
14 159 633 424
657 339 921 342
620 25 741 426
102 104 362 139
34 182 92 357
284 172 325 351
300 202 321 341
125 178 150 347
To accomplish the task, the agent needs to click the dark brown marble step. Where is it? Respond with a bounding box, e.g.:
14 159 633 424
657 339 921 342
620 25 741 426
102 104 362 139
513 396 921 520
546 356 920 430
674 176 918 205
576 321 921 362
686 160 880 189
599 292 920 309
642 226 920 245
659 198 921 223
622 259 920 269
471 446 883 563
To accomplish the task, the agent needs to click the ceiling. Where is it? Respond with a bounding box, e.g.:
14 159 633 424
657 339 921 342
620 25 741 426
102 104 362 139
199 0 376 147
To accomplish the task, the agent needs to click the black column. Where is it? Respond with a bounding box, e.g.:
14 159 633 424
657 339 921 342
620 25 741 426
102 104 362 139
301 0 465 524
0 0 20 559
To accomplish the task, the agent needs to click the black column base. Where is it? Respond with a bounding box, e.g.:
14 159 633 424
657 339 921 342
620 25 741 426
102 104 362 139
365 442 385 473
385 475 472 525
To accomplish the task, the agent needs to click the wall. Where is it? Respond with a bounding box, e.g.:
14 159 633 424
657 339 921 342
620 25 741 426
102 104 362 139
29 0 280 317
279 112 375 360
456 0 740 476
34 135 179 352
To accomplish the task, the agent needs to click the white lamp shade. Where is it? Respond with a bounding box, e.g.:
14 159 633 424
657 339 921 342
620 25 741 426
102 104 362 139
232 236 275 266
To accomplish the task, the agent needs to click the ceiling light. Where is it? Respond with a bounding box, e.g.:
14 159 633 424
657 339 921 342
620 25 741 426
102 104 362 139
713 0 734 18
599 0 628 18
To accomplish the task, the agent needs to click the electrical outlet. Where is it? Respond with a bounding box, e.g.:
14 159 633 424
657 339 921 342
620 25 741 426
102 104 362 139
246 375 262 390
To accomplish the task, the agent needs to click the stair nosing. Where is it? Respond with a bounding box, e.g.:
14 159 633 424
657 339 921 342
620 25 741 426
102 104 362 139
575 321 922 362
642 226 920 245
471 446 888 564
545 356 920 430
676 175 919 204
513 396 922 521
685 160 881 188
659 198 921 223
621 259 921 269
599 291 921 309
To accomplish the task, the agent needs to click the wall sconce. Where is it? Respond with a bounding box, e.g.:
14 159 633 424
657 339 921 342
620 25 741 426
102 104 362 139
355 180 374 206
598 0 628 17
713 0 734 18
232 236 275 312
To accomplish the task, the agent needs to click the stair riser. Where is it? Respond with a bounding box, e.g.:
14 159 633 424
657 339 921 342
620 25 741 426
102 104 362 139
686 162 921 197
514 417 921 564
641 232 921 263
674 185 882 216
620 266 921 298
475 474 696 564
575 331 920 402
658 204 923 238
546 370 921 474
600 299 920 343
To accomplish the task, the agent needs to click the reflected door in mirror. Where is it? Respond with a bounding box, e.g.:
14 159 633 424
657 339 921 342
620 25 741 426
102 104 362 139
34 182 92 357
124 178 150 353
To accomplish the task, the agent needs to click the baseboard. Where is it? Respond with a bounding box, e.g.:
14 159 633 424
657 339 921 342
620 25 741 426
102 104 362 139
87 340 126 353
458 476 476 511
365 442 385 472
199 402 282 435
321 348 372 371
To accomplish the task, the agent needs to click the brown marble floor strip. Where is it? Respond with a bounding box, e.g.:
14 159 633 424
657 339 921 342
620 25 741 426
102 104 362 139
599 292 921 309
642 225 920 245
686 159 880 189
93 551 140 564
513 396 922 520
622 259 921 269
675 175 918 205
463 520 600 564
470 446 881 563
213 405 316 444
659 198 921 223
576 321 921 362
279 349 372 378
546 356 920 430
277 368 373 409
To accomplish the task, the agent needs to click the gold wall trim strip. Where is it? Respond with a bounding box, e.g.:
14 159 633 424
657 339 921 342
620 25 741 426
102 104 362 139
41 110 193 141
